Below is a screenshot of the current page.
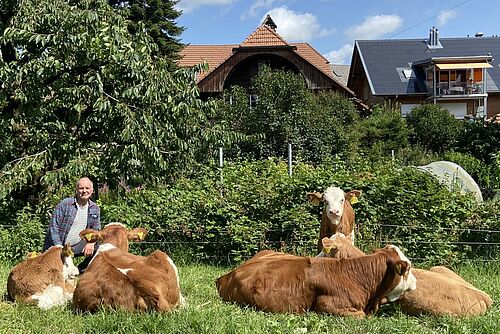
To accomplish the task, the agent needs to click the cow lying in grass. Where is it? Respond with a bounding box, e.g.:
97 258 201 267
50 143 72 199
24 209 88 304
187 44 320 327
7 243 79 310
307 186 362 251
317 233 493 316
72 223 184 312
216 245 416 317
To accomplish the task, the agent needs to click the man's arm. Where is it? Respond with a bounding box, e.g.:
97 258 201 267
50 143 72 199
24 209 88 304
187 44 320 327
48 201 66 246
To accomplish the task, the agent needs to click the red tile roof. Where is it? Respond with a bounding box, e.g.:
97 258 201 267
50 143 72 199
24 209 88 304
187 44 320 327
178 45 236 81
178 20 336 83
240 24 289 47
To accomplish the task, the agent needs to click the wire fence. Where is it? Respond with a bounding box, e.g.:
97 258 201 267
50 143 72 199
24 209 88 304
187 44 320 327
115 222 500 266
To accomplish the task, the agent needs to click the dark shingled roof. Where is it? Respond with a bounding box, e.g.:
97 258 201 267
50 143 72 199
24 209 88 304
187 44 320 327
355 37 500 95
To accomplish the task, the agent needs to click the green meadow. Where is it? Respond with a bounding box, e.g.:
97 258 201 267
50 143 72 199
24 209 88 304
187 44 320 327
1 261 499 334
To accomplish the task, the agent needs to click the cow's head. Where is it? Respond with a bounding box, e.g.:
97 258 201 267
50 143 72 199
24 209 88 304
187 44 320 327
60 243 79 280
317 233 365 258
79 223 148 252
307 187 362 223
369 245 417 313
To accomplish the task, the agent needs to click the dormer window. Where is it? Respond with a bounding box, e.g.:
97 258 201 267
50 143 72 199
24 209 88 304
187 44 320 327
402 69 414 79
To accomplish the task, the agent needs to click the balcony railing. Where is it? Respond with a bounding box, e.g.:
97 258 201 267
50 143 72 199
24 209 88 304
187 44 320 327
436 82 484 96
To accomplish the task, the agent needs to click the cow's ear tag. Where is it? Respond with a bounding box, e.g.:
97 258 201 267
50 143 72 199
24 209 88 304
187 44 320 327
84 233 93 242
29 252 39 258
137 231 144 240
323 246 332 254
349 195 359 205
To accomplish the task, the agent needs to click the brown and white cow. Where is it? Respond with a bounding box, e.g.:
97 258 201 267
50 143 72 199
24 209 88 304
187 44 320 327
307 186 361 251
216 245 416 317
72 223 184 313
316 232 366 259
7 243 79 309
317 233 493 316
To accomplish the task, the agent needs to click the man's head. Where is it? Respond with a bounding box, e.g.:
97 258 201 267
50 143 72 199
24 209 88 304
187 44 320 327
76 177 94 205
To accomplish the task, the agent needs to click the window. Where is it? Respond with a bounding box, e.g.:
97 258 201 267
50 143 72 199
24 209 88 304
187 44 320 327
402 69 414 79
249 94 259 109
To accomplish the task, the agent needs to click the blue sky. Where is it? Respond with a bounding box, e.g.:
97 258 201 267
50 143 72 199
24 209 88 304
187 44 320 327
175 0 498 64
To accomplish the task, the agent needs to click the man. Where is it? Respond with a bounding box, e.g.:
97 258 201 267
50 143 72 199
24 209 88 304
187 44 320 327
43 176 101 273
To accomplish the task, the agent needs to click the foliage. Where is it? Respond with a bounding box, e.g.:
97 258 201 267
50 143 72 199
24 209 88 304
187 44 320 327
302 91 360 163
405 104 464 153
0 204 45 262
108 0 184 64
54 160 498 265
358 105 410 153
218 67 360 163
0 0 239 200
457 119 500 164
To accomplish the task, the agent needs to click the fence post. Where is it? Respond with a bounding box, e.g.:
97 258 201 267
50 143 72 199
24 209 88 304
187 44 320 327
219 147 223 184
288 143 292 177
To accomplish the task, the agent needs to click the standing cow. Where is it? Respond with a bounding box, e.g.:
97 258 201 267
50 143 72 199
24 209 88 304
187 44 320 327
72 223 184 313
307 186 362 251
317 233 493 316
216 245 416 317
7 243 79 309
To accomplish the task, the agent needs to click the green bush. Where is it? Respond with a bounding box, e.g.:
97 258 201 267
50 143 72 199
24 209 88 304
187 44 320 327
406 104 464 153
358 105 410 155
1 160 497 265
97 160 489 266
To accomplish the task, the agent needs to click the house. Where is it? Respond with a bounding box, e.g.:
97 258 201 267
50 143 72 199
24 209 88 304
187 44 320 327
179 15 358 105
348 27 500 119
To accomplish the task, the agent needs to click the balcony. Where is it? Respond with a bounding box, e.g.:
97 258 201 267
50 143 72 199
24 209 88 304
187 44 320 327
436 82 484 96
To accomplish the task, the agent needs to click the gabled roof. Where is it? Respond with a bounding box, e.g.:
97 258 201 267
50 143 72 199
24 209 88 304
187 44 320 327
351 36 500 95
178 18 338 85
240 24 290 47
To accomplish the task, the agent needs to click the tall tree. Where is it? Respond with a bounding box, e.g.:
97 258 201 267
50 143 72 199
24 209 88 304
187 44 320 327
108 0 184 65
0 0 235 199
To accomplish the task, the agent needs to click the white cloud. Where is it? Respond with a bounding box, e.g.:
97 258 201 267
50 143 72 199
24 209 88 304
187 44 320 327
346 15 403 40
437 10 457 26
264 6 334 42
242 0 276 19
324 43 354 65
176 0 238 14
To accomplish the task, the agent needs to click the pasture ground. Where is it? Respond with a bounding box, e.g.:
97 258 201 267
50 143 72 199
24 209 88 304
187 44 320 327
1 261 499 334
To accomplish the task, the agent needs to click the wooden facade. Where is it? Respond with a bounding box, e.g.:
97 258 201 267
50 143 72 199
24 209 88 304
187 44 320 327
179 16 356 101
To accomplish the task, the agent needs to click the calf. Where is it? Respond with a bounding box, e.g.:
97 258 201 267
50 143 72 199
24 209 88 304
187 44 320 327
72 223 184 312
307 186 361 251
7 243 79 309
317 233 492 316
316 233 365 259
216 245 416 317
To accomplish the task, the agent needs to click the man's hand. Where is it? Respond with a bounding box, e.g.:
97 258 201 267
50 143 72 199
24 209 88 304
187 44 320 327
83 242 96 257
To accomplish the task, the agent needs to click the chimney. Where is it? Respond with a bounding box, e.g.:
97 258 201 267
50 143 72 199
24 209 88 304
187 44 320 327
475 32 484 37
427 26 442 49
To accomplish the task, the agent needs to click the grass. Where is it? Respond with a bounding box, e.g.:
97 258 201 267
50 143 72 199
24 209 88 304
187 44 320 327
1 261 499 334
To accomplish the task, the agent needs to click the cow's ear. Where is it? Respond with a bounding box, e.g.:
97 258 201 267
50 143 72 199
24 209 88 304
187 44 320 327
128 228 148 242
80 229 100 243
62 242 74 257
345 190 362 204
307 192 323 205
394 260 409 276
321 237 337 254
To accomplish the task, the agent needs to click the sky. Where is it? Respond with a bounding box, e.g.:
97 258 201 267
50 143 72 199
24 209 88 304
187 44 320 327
175 0 498 64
